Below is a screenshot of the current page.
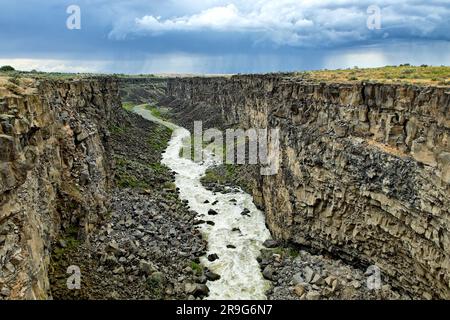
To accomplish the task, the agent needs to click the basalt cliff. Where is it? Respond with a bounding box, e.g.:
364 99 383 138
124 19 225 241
0 76 206 300
0 78 119 298
165 75 450 299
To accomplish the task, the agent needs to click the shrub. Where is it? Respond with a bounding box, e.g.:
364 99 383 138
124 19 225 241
401 68 415 74
0 65 15 72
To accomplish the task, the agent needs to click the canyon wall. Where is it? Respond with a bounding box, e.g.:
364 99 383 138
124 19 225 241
0 78 120 299
166 75 450 299
119 77 168 104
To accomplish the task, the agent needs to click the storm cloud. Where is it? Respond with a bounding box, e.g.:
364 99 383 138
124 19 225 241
0 0 449 73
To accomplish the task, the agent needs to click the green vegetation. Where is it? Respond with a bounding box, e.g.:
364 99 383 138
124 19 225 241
114 156 151 189
200 163 253 193
114 156 172 190
109 125 126 134
146 277 163 297
122 102 135 111
116 172 150 189
201 164 236 185
271 246 300 259
163 182 177 191
2 65 448 88
296 65 450 85
148 125 173 154
190 261 203 275
51 225 81 261
0 65 15 72
143 104 172 121
148 163 168 175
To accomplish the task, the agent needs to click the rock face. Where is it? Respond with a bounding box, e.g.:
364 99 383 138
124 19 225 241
119 77 168 105
166 75 450 299
0 78 120 299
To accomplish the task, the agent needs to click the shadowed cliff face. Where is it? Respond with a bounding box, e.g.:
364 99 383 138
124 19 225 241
0 78 120 299
166 75 450 299
119 78 168 105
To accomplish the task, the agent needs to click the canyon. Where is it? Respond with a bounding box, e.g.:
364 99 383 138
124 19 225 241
0 73 449 299
165 75 450 299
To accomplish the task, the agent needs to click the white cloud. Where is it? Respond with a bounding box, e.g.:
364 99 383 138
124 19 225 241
109 0 450 47
0 59 108 73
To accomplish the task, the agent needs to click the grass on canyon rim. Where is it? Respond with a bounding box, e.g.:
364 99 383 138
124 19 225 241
295 65 450 85
1 65 449 87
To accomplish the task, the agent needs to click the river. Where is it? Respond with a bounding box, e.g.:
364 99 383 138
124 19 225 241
133 105 271 300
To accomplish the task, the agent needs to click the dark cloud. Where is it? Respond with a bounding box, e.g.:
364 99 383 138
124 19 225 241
0 0 448 73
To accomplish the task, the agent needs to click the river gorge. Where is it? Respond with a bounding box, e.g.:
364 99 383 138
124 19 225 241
0 74 449 300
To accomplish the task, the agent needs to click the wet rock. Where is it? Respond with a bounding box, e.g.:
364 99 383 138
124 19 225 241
193 284 210 297
195 275 208 284
208 209 219 216
207 254 219 262
205 271 221 281
263 239 278 248
263 265 274 280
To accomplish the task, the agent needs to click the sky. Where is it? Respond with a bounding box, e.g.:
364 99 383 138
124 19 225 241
0 0 449 74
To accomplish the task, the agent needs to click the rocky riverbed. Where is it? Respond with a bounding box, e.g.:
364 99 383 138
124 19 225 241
258 245 411 300
49 108 210 300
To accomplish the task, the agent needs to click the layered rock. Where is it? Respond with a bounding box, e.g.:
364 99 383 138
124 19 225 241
0 78 120 299
119 77 168 104
166 75 450 299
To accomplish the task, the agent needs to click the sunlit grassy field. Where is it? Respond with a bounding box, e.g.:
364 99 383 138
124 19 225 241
295 65 450 86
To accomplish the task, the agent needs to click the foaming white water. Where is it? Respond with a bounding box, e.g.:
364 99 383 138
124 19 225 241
134 106 271 300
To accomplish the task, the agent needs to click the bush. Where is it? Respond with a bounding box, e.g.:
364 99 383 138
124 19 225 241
0 65 15 72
